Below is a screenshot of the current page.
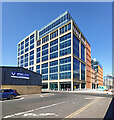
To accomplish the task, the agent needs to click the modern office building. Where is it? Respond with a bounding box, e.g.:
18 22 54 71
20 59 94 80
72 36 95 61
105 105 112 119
91 58 103 88
104 75 113 89
17 11 102 91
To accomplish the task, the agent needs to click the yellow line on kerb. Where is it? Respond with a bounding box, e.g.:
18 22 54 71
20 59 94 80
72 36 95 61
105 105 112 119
65 99 97 119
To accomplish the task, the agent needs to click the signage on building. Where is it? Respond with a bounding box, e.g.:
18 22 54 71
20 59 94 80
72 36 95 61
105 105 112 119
11 72 30 79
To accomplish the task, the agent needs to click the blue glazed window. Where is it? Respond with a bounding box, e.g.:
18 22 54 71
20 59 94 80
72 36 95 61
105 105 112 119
60 57 71 64
42 44 48 50
50 52 58 59
73 57 80 80
81 63 85 81
68 23 71 30
50 60 58 66
50 39 58 46
73 35 79 58
42 35 49 44
60 72 71 79
50 74 58 80
81 44 85 62
42 75 48 81
42 63 48 68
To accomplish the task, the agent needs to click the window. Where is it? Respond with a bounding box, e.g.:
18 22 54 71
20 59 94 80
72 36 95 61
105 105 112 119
42 35 49 44
68 23 71 30
21 41 24 55
42 63 48 81
18 44 20 56
50 39 58 59
37 40 41 46
60 23 71 35
60 72 71 79
24 53 28 67
42 44 48 62
39 12 71 38
37 47 41 63
60 33 71 57
29 50 34 65
73 35 79 58
73 57 80 80
50 60 58 66
81 44 85 62
81 63 85 81
50 30 58 40
50 74 58 80
59 57 71 80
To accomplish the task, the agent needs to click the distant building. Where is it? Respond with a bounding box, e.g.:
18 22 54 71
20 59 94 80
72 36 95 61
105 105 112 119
91 58 103 88
104 75 113 89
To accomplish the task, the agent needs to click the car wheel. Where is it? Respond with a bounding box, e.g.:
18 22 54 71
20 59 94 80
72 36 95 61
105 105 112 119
9 94 15 99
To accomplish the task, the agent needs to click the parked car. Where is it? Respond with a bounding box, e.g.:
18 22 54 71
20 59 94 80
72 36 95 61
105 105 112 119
0 89 18 99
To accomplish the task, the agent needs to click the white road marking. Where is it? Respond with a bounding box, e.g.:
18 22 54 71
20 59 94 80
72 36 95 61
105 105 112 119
3 101 65 118
40 95 44 97
23 112 58 117
85 98 92 100
0 97 24 102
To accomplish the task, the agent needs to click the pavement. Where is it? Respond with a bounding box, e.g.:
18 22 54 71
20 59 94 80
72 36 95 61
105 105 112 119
1 92 113 119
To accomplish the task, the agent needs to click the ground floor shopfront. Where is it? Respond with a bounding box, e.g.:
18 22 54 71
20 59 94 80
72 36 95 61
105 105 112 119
42 81 86 91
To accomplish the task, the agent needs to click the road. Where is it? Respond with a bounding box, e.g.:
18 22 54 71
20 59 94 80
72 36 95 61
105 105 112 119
1 92 113 119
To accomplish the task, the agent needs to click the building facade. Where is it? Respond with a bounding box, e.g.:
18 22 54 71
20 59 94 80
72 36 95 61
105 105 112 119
17 11 102 91
104 75 113 89
91 58 103 88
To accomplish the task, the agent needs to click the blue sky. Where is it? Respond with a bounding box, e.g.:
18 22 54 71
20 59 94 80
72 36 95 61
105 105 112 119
2 2 112 76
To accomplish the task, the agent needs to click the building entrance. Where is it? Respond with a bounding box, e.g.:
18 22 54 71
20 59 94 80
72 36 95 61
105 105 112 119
59 82 71 91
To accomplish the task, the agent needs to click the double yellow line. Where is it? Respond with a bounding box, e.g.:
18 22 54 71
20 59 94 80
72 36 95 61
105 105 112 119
64 99 97 119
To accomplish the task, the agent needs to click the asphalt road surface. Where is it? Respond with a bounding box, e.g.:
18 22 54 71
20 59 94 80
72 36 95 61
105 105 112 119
1 92 113 119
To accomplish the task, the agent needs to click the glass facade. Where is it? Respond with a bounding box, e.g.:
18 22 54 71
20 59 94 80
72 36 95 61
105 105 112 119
60 33 71 56
59 57 71 79
73 35 79 58
73 57 80 80
50 60 58 80
24 53 28 67
81 44 85 62
50 30 58 40
36 65 40 74
60 23 71 35
42 44 48 62
50 39 58 59
29 50 34 65
39 11 72 38
30 34 34 50
81 63 85 81
42 35 49 44
37 40 41 46
36 47 41 63
20 56 24 67
18 44 20 56
25 38 29 53
21 41 24 55
42 63 48 81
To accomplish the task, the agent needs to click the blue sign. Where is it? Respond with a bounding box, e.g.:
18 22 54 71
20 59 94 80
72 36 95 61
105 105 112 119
11 72 30 79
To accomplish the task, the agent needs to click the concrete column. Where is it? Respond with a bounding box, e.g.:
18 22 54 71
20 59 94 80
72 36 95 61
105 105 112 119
71 20 73 91
48 34 50 91
58 27 60 91
34 31 37 72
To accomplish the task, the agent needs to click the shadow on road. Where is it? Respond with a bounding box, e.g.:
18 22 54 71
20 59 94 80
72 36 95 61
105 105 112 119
104 97 114 120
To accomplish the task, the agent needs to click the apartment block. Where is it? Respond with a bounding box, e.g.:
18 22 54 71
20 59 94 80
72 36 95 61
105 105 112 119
17 11 103 91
